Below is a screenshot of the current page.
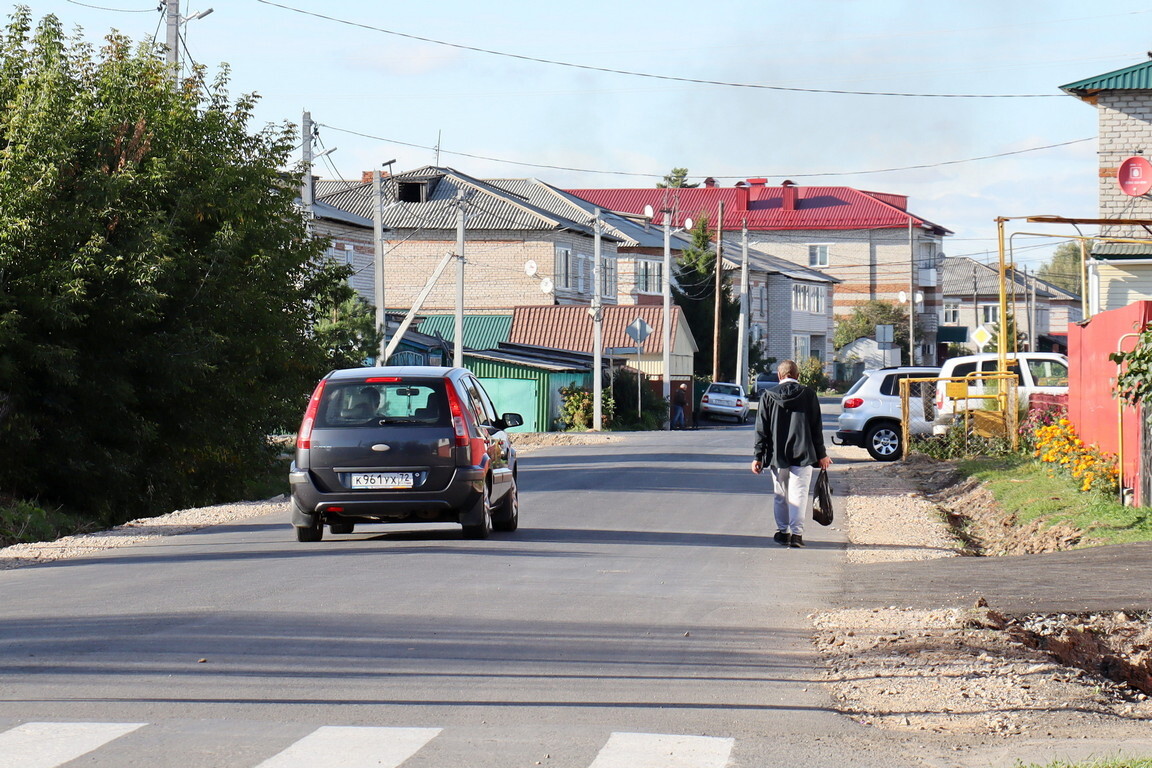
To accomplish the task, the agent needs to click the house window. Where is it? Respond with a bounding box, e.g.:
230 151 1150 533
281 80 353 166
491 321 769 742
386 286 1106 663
943 303 960 324
555 246 573 289
600 255 616 298
981 304 1000 324
792 284 808 312
808 244 829 267
576 252 588 293
635 259 662 293
793 335 811 360
792 283 824 313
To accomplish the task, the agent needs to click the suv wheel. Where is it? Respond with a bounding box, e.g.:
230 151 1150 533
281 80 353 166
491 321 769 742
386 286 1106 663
461 484 492 539
865 422 902 462
493 475 519 532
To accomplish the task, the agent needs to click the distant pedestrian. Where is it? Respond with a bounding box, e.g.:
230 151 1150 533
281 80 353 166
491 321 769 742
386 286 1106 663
671 383 688 430
750 360 832 548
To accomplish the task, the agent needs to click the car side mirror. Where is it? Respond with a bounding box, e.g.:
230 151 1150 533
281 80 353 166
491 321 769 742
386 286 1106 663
499 412 524 429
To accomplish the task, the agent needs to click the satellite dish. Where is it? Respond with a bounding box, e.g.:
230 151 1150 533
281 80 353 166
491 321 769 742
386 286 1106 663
643 204 654 219
524 260 538 277
898 291 908 304
684 217 694 230
539 277 554 294
915 291 924 304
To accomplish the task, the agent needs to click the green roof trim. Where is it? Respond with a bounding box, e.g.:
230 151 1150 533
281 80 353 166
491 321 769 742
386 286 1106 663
417 314 513 351
1061 59 1152 98
1092 242 1152 259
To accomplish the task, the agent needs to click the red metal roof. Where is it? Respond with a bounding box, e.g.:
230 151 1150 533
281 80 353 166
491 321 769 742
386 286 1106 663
567 182 950 234
508 305 684 355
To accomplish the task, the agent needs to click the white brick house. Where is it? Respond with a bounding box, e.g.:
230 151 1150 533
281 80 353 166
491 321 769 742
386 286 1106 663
1062 60 1152 313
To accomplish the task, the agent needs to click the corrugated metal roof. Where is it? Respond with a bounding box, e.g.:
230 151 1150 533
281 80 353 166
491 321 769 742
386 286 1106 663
567 184 952 234
508 305 694 356
720 236 839 283
939 256 1055 298
1061 60 1152 100
416 314 513 351
485 179 692 250
1092 241 1152 259
314 167 625 241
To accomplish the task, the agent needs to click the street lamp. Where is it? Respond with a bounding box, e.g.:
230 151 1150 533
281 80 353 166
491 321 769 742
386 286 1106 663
660 209 692 428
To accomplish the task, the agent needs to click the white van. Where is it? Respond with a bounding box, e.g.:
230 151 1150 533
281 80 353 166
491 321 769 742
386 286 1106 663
931 352 1069 434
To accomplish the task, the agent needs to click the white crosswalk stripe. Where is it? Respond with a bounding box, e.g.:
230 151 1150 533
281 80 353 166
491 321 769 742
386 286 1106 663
588 732 735 768
253 725 442 768
0 721 146 768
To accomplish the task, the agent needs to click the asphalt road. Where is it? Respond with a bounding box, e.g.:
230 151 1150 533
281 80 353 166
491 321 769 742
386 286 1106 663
0 411 949 768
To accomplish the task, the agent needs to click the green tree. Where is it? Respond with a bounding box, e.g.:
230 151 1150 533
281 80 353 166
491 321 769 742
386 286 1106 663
833 300 917 364
656 167 698 188
671 216 741 380
0 10 349 522
1037 240 1088 295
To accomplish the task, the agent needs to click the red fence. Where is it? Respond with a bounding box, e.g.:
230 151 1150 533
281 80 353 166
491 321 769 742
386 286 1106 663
1066 301 1152 505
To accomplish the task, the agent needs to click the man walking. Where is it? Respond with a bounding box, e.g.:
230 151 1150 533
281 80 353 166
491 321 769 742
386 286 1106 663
750 360 832 548
671 382 688 430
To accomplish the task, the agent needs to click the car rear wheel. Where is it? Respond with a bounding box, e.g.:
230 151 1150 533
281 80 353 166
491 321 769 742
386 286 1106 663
865 422 902 461
295 520 323 542
493 475 519 532
461 484 492 539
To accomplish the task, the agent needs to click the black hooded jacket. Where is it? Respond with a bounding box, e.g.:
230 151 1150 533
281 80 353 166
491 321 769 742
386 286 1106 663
754 380 827 469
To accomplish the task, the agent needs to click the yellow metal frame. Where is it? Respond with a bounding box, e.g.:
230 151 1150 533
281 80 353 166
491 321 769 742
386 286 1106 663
900 372 1018 460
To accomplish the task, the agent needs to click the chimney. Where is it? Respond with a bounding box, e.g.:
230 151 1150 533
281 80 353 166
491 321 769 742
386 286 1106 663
703 177 716 188
746 178 767 187
361 171 374 185
782 179 798 212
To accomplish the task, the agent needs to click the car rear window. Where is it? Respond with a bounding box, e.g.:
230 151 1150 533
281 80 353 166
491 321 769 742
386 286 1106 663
1027 359 1068 387
709 384 741 396
314 378 449 428
844 375 870 396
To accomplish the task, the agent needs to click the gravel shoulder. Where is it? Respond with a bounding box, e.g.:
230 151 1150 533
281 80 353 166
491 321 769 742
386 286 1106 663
819 448 1152 743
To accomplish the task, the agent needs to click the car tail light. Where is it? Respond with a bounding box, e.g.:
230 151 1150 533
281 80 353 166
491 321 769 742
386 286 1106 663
842 397 863 409
297 379 327 450
365 376 401 383
736 399 743 407
444 378 480 464
701 394 710 403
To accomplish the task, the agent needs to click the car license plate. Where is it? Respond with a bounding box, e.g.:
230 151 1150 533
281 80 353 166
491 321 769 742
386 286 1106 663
350 472 413 489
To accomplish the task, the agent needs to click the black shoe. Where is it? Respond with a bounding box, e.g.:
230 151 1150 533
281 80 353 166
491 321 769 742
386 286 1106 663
773 530 789 546
789 534 806 548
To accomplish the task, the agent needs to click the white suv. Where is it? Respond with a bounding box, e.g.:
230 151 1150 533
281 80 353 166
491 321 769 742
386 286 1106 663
834 366 940 461
931 352 1068 435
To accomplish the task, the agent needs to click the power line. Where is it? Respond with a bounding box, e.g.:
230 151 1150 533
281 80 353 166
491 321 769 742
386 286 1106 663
254 0 1060 100
318 122 1093 181
64 0 155 11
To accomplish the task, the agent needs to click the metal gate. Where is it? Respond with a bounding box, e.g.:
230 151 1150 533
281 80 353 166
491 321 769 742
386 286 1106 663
479 378 539 432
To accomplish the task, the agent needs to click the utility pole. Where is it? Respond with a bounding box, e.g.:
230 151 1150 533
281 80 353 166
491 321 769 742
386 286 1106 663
454 191 465 368
661 209 672 422
300 111 313 215
373 169 386 361
165 0 180 67
908 217 916 365
592 209 604 431
736 221 749 390
711 204 724 381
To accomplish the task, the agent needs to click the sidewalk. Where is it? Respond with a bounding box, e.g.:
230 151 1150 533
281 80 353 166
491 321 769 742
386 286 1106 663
832 454 1152 616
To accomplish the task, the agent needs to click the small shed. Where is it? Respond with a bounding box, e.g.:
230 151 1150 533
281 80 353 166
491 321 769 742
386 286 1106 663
463 345 596 432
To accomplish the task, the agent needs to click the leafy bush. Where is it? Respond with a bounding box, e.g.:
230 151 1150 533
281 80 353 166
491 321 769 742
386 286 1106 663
607 369 667 431
797 356 828 390
0 498 92 547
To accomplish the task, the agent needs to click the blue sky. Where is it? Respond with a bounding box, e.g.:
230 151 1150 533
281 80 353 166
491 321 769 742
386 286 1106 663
29 1 1152 269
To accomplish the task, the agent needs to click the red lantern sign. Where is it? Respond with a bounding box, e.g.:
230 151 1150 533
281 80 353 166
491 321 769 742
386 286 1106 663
1118 156 1152 197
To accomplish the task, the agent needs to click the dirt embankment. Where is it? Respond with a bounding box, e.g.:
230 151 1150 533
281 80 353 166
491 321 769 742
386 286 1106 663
814 453 1152 739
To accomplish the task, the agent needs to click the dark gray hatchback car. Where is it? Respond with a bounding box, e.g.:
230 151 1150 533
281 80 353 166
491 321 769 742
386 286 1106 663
289 366 523 542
